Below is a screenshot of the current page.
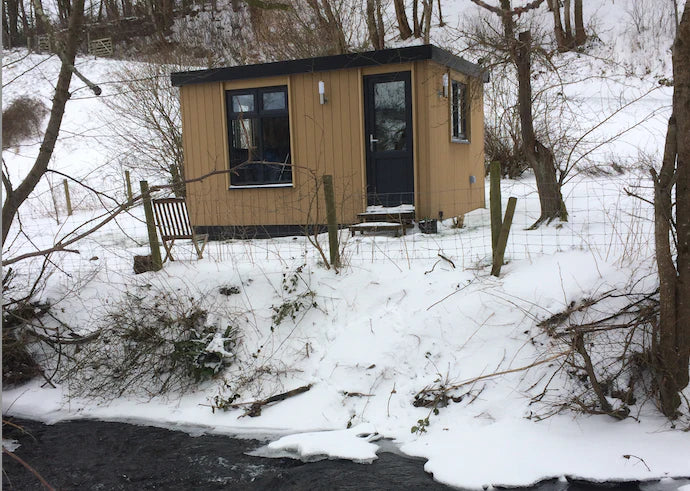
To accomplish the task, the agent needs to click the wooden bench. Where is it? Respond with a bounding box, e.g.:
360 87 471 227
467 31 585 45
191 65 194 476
152 198 208 262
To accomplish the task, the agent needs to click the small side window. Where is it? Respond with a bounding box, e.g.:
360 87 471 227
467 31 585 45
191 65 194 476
451 80 469 142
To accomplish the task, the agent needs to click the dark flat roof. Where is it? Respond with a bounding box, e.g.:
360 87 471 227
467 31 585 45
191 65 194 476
171 44 488 87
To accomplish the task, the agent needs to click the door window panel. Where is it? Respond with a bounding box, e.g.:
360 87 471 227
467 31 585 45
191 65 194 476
374 80 407 151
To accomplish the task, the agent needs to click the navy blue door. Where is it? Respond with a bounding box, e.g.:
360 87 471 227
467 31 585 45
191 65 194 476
363 72 414 207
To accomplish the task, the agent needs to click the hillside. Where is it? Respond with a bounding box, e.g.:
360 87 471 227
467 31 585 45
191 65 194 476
2 1 689 489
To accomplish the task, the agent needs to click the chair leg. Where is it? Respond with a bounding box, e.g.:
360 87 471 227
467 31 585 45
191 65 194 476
193 240 203 259
162 239 175 262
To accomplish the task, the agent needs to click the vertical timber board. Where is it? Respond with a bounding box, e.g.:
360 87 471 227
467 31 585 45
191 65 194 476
357 67 367 214
414 61 432 218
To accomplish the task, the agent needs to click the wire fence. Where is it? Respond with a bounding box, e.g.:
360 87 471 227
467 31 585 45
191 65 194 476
176 175 655 269
11 174 656 275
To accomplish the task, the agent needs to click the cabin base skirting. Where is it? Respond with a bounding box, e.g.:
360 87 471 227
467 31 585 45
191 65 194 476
194 224 328 240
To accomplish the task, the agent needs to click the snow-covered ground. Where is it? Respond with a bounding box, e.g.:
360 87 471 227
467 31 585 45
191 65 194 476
3 1 690 489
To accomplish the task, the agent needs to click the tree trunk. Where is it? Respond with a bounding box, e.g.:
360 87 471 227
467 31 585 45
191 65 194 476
2 0 85 246
366 0 383 49
19 0 30 46
375 0 385 48
654 1 690 418
7 0 20 46
422 0 432 44
574 0 585 46
393 0 412 40
563 0 572 40
548 0 567 50
516 30 567 226
672 0 690 404
413 0 421 38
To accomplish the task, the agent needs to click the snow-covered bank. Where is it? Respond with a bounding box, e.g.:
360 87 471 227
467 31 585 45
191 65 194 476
3 1 690 488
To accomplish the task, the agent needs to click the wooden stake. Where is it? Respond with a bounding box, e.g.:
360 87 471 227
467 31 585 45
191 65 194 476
491 197 517 277
322 174 340 268
63 179 72 216
490 161 502 255
140 180 162 271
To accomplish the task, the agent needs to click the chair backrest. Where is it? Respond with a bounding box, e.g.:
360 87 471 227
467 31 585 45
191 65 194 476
152 198 193 239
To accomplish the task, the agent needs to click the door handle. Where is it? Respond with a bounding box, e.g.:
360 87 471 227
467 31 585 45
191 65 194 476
369 134 378 151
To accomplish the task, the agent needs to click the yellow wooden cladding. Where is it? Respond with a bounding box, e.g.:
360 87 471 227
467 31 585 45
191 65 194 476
179 60 485 228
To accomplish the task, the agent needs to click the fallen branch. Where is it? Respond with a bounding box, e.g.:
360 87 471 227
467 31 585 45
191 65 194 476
233 384 313 417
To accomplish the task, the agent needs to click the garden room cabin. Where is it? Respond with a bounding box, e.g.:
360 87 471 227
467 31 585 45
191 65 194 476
171 44 488 238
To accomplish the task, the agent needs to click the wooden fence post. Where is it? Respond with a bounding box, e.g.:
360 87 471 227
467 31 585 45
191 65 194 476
125 170 133 205
62 179 72 216
490 161 502 255
491 197 517 277
140 180 163 271
322 174 340 269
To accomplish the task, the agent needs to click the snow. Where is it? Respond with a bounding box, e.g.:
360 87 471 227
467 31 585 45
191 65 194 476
263 424 380 463
3 2 690 489
2 439 21 452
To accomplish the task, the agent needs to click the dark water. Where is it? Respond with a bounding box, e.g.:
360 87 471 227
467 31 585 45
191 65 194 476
1 418 686 490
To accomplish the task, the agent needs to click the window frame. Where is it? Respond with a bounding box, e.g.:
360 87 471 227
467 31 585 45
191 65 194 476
225 85 292 188
450 79 470 143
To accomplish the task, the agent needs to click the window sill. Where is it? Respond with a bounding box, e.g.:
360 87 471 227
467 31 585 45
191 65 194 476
229 183 294 189
451 138 470 144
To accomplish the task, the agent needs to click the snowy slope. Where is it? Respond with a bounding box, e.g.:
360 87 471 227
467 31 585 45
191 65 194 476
3 2 690 489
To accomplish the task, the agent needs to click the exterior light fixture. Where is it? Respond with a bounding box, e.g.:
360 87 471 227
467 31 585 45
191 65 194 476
318 80 327 104
441 73 449 98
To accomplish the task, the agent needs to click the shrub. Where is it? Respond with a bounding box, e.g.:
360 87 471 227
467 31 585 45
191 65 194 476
2 96 48 150
62 287 239 400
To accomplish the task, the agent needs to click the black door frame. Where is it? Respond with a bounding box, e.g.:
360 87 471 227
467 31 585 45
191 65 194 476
363 71 414 207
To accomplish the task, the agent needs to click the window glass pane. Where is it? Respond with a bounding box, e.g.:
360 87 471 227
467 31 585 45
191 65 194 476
452 81 467 140
261 115 291 184
232 94 254 113
374 80 407 151
262 91 286 111
231 118 253 151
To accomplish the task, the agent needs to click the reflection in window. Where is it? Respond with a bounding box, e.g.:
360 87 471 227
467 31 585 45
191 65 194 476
232 94 254 113
226 86 291 186
374 80 406 151
451 80 469 141
262 91 286 111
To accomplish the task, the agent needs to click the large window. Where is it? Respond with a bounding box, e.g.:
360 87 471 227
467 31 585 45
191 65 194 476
226 86 291 187
451 80 469 142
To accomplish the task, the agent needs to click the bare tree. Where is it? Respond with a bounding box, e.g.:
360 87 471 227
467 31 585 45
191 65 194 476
546 0 586 50
470 0 567 225
653 1 690 418
2 0 91 246
103 59 187 197
306 0 348 54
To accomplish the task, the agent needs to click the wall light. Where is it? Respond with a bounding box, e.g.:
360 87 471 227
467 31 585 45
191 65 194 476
441 73 449 98
318 80 327 104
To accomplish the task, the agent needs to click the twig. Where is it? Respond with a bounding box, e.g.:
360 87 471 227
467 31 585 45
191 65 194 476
2 448 55 490
622 454 651 471
426 280 473 311
424 350 571 394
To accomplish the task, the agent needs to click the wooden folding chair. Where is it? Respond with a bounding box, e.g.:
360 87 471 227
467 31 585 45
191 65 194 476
152 198 208 262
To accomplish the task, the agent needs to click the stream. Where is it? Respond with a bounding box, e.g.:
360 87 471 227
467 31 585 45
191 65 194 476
2 418 687 490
